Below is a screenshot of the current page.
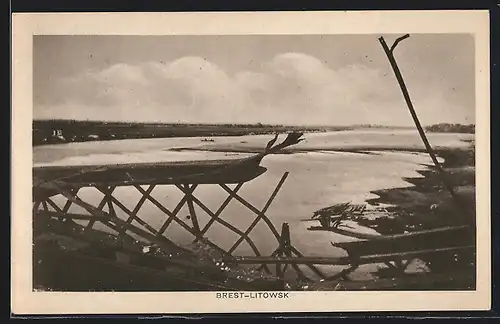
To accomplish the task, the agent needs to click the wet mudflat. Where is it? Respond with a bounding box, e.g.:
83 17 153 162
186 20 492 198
34 129 475 287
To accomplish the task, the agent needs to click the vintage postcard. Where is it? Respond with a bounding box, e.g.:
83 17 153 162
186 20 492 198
11 10 490 314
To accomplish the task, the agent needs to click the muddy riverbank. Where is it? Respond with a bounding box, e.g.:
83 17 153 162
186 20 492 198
353 143 476 286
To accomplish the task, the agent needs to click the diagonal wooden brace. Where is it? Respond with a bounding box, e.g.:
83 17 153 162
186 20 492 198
96 186 159 235
181 184 201 234
226 172 289 254
134 184 197 237
86 186 115 231
125 184 156 225
48 182 188 252
176 184 264 257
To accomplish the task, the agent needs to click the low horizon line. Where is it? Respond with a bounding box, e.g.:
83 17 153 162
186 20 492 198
32 118 475 128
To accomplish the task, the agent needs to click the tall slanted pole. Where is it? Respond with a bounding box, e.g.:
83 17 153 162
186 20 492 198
378 34 468 213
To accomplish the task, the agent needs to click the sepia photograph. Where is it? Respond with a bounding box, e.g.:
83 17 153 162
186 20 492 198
12 11 490 314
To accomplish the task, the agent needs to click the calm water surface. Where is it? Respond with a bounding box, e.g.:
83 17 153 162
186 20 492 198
35 129 473 278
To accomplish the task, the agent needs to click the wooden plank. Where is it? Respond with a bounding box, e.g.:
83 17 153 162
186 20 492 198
289 246 326 279
33 153 269 186
38 210 112 221
333 271 475 291
308 225 381 240
311 224 470 242
332 225 474 256
224 256 350 265
223 245 475 265
356 245 475 264
33 133 305 190
34 166 268 188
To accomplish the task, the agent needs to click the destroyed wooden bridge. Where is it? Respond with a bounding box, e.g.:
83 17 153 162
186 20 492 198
32 34 476 291
33 132 327 291
32 132 475 291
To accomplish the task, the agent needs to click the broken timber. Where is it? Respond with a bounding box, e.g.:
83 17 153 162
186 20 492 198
378 34 472 217
32 34 477 290
33 133 328 290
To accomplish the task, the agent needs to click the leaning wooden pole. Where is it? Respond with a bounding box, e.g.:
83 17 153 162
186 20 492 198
378 34 469 213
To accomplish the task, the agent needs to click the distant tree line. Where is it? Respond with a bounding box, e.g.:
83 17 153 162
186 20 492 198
425 123 475 134
32 119 352 146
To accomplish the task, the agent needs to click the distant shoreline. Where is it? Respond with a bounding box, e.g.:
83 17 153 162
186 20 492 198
167 145 470 155
32 119 473 147
32 119 352 146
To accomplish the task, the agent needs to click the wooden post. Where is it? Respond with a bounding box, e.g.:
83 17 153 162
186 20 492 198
378 34 469 213
184 184 201 235
275 223 291 279
86 186 115 232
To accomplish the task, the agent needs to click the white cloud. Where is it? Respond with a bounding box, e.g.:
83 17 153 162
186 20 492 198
35 52 472 125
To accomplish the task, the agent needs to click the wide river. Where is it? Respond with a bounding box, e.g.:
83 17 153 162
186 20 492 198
34 129 473 278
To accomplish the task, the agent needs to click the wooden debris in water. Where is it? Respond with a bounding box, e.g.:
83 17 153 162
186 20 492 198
311 202 367 228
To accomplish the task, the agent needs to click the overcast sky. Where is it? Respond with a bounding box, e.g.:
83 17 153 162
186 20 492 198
33 34 475 126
